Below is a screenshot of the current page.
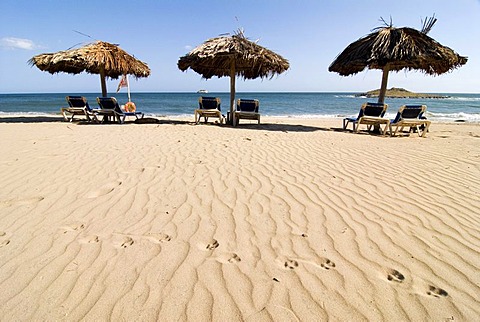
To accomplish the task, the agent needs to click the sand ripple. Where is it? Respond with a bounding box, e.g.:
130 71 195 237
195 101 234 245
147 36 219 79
0 120 478 320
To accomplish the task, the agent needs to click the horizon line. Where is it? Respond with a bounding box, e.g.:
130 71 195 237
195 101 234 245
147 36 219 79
2 90 479 95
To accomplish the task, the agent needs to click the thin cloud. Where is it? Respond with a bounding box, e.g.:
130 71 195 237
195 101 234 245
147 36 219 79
0 37 38 50
184 45 192 51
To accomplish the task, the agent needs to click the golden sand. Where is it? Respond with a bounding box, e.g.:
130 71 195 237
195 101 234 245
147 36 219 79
0 116 478 321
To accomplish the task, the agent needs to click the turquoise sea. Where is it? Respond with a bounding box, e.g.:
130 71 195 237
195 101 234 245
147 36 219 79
1 92 479 122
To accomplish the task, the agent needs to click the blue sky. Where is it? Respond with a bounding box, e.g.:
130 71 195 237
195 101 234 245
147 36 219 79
1 0 479 94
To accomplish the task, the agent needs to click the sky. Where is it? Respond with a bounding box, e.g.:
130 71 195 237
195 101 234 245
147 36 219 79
1 0 479 94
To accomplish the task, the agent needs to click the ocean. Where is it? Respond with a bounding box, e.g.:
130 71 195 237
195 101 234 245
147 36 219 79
1 92 479 122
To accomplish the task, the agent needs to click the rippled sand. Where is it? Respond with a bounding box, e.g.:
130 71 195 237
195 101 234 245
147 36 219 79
0 116 478 321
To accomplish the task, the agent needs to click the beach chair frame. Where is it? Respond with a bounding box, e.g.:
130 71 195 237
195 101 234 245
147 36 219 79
194 97 224 124
234 99 260 126
343 102 389 136
95 97 144 124
61 96 98 122
389 105 431 137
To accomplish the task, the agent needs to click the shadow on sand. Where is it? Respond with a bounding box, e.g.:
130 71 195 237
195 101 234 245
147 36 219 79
0 116 347 134
0 116 64 123
229 122 333 133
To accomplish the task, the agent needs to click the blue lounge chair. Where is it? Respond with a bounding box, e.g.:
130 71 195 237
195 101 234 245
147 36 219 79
343 102 389 135
95 97 144 124
389 105 431 137
234 99 260 126
194 96 224 124
61 96 97 122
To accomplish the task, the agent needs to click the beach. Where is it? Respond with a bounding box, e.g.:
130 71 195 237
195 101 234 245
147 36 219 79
0 116 479 321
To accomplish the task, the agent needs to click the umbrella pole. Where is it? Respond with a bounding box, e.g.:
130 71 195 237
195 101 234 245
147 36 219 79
230 60 236 126
126 74 131 102
373 65 390 133
377 65 390 104
100 67 107 97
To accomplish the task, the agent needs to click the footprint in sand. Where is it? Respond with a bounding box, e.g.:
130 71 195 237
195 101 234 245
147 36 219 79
62 223 85 234
228 253 241 263
426 285 448 298
215 252 241 264
0 239 11 247
205 239 219 250
0 196 44 207
320 257 336 270
284 259 299 270
86 181 122 199
115 236 134 248
79 235 100 244
0 231 5 237
386 269 405 283
146 232 172 244
279 257 336 271
119 237 135 248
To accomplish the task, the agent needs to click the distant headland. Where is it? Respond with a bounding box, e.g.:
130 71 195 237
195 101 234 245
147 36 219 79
355 87 449 99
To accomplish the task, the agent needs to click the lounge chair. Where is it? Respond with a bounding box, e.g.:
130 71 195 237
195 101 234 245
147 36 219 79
195 96 224 124
343 102 389 135
95 97 144 124
234 99 260 126
389 105 431 137
61 96 97 122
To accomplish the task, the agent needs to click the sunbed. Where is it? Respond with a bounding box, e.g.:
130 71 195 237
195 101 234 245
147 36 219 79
389 105 431 137
95 97 144 124
194 96 224 124
343 102 389 135
61 96 97 122
234 99 260 126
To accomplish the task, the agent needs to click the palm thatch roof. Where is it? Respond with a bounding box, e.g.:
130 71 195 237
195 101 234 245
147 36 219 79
178 34 289 80
29 41 150 96
29 41 150 78
329 17 467 104
328 26 467 76
178 33 289 125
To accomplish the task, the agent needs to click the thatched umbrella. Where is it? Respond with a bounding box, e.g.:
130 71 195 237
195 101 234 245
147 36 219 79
29 41 150 97
178 32 289 124
329 17 467 104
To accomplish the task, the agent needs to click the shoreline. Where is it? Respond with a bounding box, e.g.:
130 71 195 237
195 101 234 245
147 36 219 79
1 113 479 124
0 117 479 320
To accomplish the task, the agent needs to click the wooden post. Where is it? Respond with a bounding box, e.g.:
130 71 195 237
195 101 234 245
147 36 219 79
378 65 390 104
371 64 390 133
100 66 107 97
230 60 236 126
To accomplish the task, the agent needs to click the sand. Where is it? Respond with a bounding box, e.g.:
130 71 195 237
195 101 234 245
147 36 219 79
0 116 479 321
